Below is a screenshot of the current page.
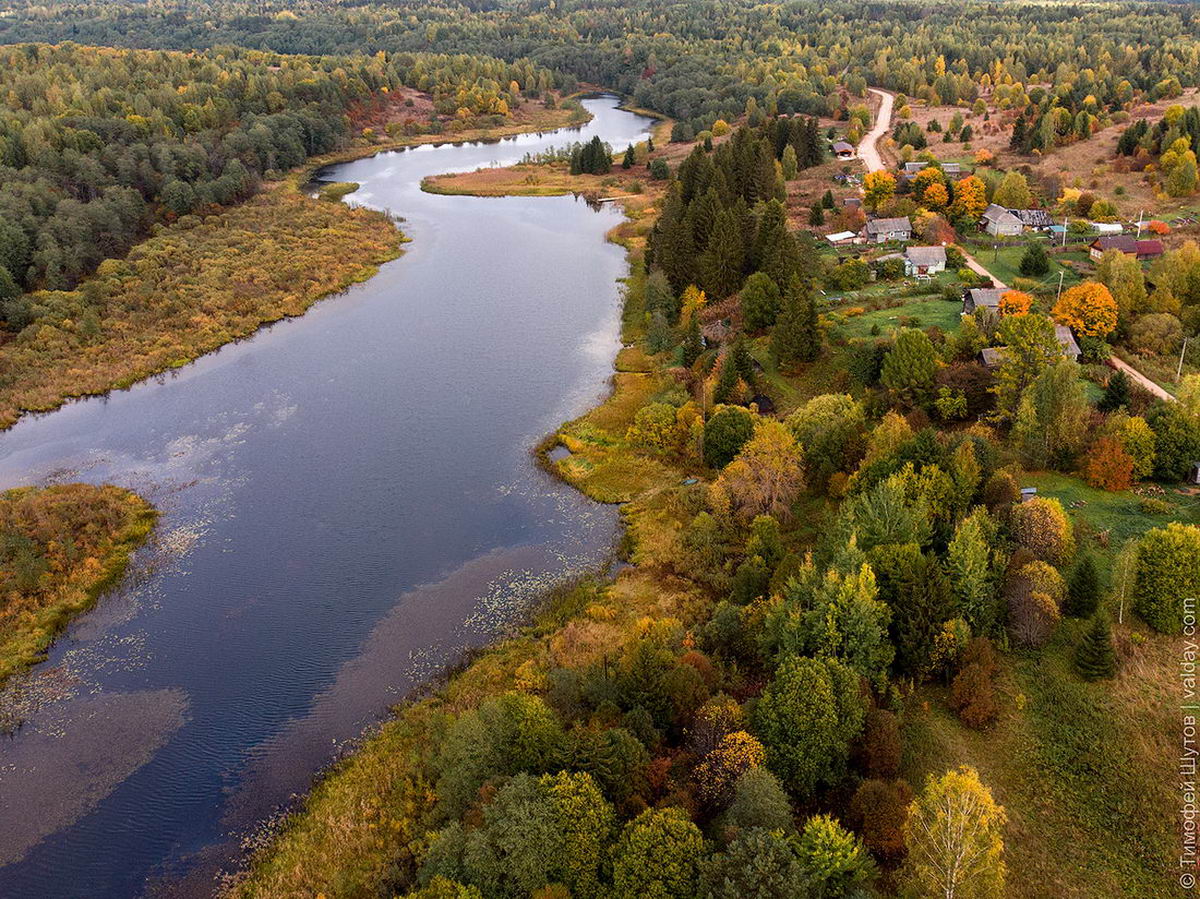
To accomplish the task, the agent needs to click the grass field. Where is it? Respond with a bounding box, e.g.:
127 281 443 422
834 294 964 339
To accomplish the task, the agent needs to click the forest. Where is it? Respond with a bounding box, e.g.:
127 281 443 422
0 1 1198 897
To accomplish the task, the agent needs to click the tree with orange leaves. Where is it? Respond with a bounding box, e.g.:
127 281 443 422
1052 281 1118 337
948 175 987 224
998 289 1033 316
922 181 950 210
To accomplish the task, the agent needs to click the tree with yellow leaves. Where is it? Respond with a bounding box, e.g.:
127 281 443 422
949 175 987 224
997 289 1032 316
1052 281 1118 337
680 284 707 322
712 420 805 522
863 170 896 211
693 731 766 804
904 766 1007 899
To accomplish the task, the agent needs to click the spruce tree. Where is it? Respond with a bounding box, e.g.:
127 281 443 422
1098 369 1131 412
700 209 746 299
623 144 635 169
771 277 819 369
1019 241 1050 277
754 200 799 288
821 189 836 209
713 352 742 404
809 205 825 226
1065 552 1102 617
681 315 704 366
1075 613 1117 680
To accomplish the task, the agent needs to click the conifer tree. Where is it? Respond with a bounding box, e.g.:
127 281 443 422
771 277 819 368
700 209 746 299
809 205 825 226
754 200 799 289
1098 369 1131 412
1075 613 1117 680
682 315 704 366
821 189 836 209
623 144 635 169
652 184 697 292
1064 552 1101 617
713 352 742 404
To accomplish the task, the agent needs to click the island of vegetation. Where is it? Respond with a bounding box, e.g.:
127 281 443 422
3 2 1200 897
0 483 156 689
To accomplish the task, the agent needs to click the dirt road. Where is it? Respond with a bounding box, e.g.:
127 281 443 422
858 88 894 173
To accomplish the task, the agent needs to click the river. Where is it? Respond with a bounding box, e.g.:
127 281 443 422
0 95 654 897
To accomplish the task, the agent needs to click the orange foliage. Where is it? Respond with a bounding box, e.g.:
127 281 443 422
998 289 1033 316
1052 281 1118 337
1084 436 1135 491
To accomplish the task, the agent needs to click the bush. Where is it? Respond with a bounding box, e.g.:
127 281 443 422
849 779 913 860
950 661 998 728
853 707 901 778
1083 436 1134 491
1135 523 1200 633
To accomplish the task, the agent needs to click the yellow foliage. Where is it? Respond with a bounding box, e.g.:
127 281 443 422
998 290 1033 316
1052 280 1118 337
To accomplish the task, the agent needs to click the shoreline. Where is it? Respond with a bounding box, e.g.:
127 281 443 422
0 100 595 435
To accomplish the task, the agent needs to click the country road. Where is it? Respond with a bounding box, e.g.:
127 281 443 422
1108 355 1176 402
859 88 894 173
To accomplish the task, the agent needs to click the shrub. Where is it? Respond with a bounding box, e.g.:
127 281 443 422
950 661 998 728
849 778 913 860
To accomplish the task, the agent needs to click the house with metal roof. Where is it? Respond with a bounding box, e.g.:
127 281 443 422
1089 234 1139 260
863 216 912 243
904 245 947 277
963 287 1005 314
981 204 1023 237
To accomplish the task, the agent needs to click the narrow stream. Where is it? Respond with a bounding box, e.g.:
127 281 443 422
0 95 654 897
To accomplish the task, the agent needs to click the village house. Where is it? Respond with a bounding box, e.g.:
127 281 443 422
832 140 856 159
979 323 1081 368
1089 235 1164 261
842 196 862 210
1014 209 1055 231
863 216 912 244
901 161 963 178
904 245 947 277
980 204 1023 237
962 287 1005 315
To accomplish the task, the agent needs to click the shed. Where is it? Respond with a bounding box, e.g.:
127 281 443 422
1135 239 1165 260
842 197 862 209
963 287 1005 315
1189 462 1200 486
1093 222 1124 234
979 346 1008 369
832 140 856 158
1020 487 1038 502
825 230 858 245
1014 209 1055 231
1054 324 1081 361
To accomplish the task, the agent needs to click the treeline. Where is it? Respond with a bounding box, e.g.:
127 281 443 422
4 1 1200 141
0 43 559 322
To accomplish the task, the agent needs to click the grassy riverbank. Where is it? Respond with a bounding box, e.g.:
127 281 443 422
0 184 404 430
0 484 156 688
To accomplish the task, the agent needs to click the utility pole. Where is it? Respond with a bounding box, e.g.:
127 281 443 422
1055 269 1065 305
1062 216 1068 248
1136 209 1145 237
1178 334 1192 383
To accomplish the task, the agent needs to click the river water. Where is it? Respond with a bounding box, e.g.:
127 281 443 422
0 96 654 897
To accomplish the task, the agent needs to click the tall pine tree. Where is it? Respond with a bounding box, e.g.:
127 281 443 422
1075 613 1117 680
771 276 819 368
1064 552 1102 617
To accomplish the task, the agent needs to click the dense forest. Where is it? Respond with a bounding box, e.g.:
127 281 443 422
3 0 1200 139
0 42 560 324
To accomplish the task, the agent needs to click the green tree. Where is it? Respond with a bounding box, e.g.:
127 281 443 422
682 315 704 366
1011 360 1089 469
623 144 636 169
1098 369 1131 412
722 768 795 834
754 655 866 797
704 405 756 469
740 271 783 330
946 508 1001 634
1018 241 1049 276
1135 522 1200 633
991 170 1032 208
771 277 819 368
753 200 800 289
613 807 706 899
1075 613 1117 679
881 328 939 403
993 313 1063 420
869 542 954 677
903 766 1007 899
701 209 747 298
781 145 799 180
701 828 805 898
795 814 876 899
1064 552 1101 618
1147 402 1200 481
785 393 866 488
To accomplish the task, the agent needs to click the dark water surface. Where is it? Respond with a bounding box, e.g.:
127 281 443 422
0 96 653 897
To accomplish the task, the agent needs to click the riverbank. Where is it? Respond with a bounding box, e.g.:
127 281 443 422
0 484 156 691
0 184 404 431
0 100 596 433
